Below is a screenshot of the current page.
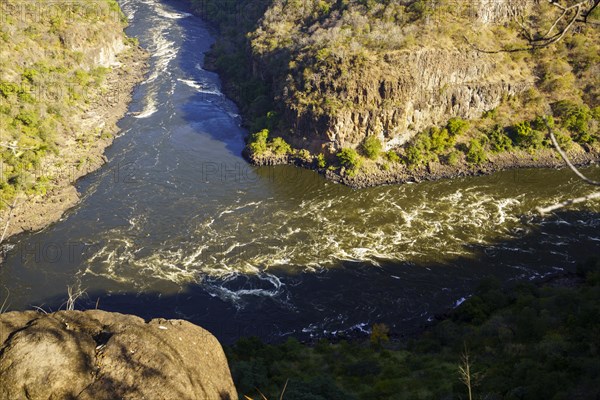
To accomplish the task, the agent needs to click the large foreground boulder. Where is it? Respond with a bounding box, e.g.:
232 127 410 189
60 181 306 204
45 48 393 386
0 310 237 400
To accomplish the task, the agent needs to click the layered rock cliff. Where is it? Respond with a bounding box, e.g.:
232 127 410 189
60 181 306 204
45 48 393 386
246 0 539 153
194 0 599 184
0 310 238 400
281 47 532 153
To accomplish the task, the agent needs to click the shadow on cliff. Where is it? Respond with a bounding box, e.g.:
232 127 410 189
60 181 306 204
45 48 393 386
30 210 600 345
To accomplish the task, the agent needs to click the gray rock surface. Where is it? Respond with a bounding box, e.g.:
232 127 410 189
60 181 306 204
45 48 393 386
0 310 237 400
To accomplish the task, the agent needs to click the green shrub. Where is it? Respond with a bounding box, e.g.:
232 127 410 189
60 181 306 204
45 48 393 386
21 68 38 83
466 139 487 165
296 148 311 161
370 323 390 348
404 132 433 167
317 153 326 168
513 121 545 150
405 145 425 167
386 150 400 163
553 130 574 150
447 150 460 166
482 109 497 119
531 115 554 131
552 100 580 119
552 100 595 143
565 109 593 143
430 127 454 153
269 137 291 155
247 129 269 154
337 148 362 172
446 117 469 136
73 70 91 86
487 125 513 153
15 110 39 127
362 136 383 159
0 81 20 98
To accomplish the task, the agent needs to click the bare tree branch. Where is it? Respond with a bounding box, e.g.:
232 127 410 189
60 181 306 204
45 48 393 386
546 120 600 187
538 191 600 214
581 0 600 21
536 117 600 215
466 0 599 53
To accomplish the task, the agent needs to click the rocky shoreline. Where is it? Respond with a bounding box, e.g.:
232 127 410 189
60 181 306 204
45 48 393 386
247 146 600 189
0 45 148 243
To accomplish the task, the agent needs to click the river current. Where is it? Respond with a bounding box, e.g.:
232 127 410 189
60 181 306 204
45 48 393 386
1 0 599 342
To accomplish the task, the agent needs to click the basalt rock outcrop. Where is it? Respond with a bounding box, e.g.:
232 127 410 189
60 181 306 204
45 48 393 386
194 0 598 163
283 47 532 153
0 310 237 400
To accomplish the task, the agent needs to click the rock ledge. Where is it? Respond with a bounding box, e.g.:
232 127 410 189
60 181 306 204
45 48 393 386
0 310 237 400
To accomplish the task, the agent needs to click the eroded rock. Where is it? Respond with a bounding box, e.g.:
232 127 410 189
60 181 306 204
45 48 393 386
0 310 237 400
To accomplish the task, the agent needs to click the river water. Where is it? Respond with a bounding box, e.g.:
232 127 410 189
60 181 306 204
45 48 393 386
1 0 599 343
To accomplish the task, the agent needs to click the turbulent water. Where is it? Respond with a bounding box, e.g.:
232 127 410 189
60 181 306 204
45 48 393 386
1 0 599 342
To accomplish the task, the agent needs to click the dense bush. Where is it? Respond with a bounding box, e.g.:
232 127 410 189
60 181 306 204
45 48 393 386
246 129 292 156
487 125 513 153
316 153 327 168
446 150 460 166
430 127 454 153
512 121 546 151
385 150 400 163
446 117 469 137
247 129 269 154
337 148 362 173
552 100 597 144
228 259 600 400
362 136 383 159
466 138 487 165
269 137 291 155
404 145 426 167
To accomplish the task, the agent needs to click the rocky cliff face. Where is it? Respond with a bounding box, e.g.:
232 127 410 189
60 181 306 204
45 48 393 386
285 47 532 154
68 30 127 68
0 310 238 400
472 0 532 23
241 0 543 155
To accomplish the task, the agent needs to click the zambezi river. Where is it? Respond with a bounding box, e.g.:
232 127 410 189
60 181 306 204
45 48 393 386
1 0 599 343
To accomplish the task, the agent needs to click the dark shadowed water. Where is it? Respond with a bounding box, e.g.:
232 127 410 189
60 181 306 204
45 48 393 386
1 0 599 343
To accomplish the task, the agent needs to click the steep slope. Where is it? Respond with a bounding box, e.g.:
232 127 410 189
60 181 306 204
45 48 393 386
0 0 147 240
193 0 600 186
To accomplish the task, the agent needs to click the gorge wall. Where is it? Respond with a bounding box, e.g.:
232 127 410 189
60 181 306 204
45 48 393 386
195 0 598 172
0 0 147 240
284 47 532 153
250 0 537 154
